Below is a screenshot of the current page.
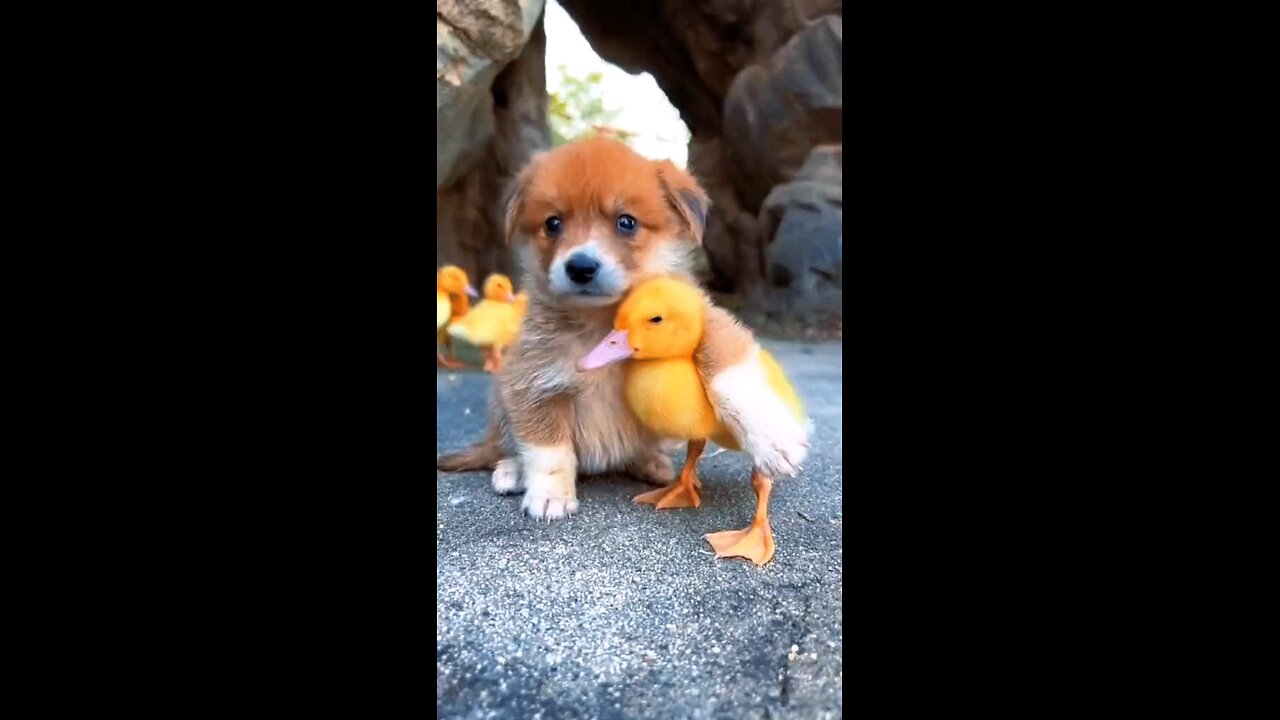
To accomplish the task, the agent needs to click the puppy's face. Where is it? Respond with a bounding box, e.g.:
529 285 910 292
504 136 710 308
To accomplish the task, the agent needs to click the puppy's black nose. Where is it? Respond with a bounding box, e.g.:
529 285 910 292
565 254 599 285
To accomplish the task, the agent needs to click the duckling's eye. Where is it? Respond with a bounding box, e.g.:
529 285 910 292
617 214 638 236
650 316 663 324
545 216 563 237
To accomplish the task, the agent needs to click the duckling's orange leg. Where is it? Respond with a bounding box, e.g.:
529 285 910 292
703 470 775 566
634 439 705 509
482 345 505 374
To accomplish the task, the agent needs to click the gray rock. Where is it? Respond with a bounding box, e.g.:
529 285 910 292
760 145 842 320
436 0 546 189
436 0 551 281
723 15 843 212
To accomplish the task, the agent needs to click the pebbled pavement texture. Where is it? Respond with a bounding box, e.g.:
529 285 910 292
437 340 843 719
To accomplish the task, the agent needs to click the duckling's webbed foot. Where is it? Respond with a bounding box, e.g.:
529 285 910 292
634 439 705 509
704 469 775 566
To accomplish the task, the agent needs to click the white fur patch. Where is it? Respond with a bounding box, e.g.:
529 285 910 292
708 346 810 478
648 240 692 275
492 458 521 495
518 444 580 520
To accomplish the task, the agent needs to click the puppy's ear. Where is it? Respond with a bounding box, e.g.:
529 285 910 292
654 160 710 245
503 156 542 245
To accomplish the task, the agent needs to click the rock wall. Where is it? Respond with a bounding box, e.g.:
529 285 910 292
436 0 842 334
436 0 550 282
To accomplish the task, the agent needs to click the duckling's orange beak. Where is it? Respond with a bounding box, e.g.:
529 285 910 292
506 292 517 303
579 329 634 370
465 284 480 298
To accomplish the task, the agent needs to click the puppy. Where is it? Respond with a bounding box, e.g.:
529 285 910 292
438 136 803 521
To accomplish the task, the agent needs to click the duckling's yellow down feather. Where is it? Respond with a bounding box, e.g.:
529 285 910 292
447 298 525 348
624 359 739 449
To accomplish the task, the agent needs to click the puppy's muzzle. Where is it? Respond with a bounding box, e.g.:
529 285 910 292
548 244 627 305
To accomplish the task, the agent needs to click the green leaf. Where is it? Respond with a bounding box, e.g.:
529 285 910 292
546 66 634 147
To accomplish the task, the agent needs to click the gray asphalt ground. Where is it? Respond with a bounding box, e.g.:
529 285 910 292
437 340 843 719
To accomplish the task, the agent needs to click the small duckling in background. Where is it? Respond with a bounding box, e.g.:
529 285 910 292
447 274 528 373
579 276 809 566
437 265 478 369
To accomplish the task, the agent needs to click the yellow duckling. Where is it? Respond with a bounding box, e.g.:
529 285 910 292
447 274 527 373
579 276 808 566
437 265 479 369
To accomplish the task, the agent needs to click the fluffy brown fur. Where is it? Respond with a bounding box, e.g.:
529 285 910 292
695 305 759 380
437 137 714 519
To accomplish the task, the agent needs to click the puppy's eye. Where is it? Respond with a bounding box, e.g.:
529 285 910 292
616 214 638 236
545 216 563 237
650 316 662 324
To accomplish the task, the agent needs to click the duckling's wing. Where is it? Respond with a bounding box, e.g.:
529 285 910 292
437 291 451 330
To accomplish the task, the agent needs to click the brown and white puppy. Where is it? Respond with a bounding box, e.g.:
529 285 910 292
438 136 806 521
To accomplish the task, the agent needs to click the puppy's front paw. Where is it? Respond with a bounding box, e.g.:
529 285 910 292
739 412 810 478
519 444 578 522
751 427 809 478
708 351 811 478
521 492 579 520
492 458 521 494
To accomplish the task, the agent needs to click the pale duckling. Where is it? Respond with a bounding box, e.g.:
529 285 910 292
447 274 527 373
437 265 479 369
579 276 809 565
